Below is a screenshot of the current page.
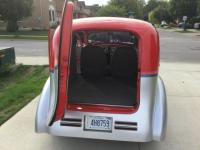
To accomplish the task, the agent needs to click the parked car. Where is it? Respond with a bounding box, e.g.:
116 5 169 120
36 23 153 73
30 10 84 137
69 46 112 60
194 23 200 29
160 20 168 27
178 22 193 29
35 1 167 142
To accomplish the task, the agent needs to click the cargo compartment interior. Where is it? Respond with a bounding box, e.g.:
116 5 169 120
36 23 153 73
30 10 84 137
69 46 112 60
68 31 138 106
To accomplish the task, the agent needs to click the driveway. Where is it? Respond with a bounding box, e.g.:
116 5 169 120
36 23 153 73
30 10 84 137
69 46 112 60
0 29 200 150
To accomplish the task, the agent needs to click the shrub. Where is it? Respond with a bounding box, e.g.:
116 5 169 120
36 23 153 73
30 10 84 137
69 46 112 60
189 16 200 25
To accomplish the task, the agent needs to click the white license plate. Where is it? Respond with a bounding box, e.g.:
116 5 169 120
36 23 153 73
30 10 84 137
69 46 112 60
84 116 112 132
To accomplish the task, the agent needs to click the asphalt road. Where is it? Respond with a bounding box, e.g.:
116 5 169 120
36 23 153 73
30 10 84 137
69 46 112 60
0 29 200 63
0 39 48 56
159 29 200 63
0 29 200 150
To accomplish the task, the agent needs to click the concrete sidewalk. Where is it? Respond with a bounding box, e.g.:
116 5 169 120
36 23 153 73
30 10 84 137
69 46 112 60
0 62 200 150
16 56 48 65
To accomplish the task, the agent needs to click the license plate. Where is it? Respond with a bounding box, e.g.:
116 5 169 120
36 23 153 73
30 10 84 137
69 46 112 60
84 116 112 132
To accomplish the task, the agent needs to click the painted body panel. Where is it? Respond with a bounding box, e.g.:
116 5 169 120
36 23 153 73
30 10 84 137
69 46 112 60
54 2 73 122
71 17 160 75
36 76 167 142
50 17 160 75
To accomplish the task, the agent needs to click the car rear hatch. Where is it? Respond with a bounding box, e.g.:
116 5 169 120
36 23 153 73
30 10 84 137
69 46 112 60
67 30 140 113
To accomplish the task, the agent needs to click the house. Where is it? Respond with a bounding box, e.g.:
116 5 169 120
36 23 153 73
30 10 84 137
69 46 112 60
19 0 58 30
19 0 99 30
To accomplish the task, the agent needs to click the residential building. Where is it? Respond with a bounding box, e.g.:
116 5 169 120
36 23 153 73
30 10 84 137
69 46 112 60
19 0 57 30
19 0 99 30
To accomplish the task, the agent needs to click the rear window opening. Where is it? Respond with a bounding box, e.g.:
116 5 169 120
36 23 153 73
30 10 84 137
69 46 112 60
67 30 139 107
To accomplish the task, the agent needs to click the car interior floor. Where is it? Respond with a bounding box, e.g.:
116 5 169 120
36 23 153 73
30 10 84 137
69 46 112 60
68 75 137 106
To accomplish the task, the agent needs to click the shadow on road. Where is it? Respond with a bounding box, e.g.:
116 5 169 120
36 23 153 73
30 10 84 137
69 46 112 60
48 136 140 150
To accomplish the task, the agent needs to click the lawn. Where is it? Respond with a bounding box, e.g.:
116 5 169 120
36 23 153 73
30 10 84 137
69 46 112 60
0 65 49 125
0 30 48 40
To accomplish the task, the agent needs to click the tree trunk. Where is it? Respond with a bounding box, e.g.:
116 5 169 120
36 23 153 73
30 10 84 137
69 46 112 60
6 20 18 32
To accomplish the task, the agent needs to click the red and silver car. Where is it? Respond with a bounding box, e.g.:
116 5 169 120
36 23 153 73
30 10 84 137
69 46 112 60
35 2 167 142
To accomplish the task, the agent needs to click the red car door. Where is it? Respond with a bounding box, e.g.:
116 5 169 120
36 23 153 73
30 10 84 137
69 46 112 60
48 1 74 125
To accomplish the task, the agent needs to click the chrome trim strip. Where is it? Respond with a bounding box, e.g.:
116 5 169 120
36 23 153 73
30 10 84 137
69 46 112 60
60 122 82 127
115 121 137 126
141 74 158 77
114 126 137 131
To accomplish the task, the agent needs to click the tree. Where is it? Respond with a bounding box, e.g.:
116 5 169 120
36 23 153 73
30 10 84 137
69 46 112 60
169 0 198 21
0 0 33 32
144 0 159 14
96 4 126 17
149 5 171 24
144 0 170 21
197 0 200 16
108 0 145 19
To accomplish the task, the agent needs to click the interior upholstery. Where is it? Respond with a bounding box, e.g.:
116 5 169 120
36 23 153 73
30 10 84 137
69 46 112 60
80 45 107 78
69 37 78 78
110 46 138 79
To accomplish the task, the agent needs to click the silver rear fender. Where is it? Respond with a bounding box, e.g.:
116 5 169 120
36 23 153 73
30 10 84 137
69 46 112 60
152 76 167 141
35 78 50 133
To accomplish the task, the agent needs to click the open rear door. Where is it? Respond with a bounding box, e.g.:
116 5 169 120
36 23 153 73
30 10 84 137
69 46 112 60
48 1 74 126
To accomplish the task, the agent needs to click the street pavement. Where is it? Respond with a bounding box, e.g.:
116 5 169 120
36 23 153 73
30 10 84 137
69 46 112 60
0 39 48 56
0 39 48 65
159 29 200 63
0 29 200 150
0 29 200 64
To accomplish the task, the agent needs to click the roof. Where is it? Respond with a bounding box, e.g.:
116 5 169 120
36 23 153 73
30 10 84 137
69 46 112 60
72 17 155 35
54 17 159 74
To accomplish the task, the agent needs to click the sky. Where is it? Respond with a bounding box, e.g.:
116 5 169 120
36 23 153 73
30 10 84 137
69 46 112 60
83 0 149 6
83 0 109 6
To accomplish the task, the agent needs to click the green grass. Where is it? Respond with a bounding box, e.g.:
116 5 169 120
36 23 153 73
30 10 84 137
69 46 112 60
0 30 48 40
0 65 49 125
0 30 48 36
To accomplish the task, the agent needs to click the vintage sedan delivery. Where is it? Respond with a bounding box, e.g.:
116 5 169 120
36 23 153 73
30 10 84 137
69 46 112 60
35 2 167 142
